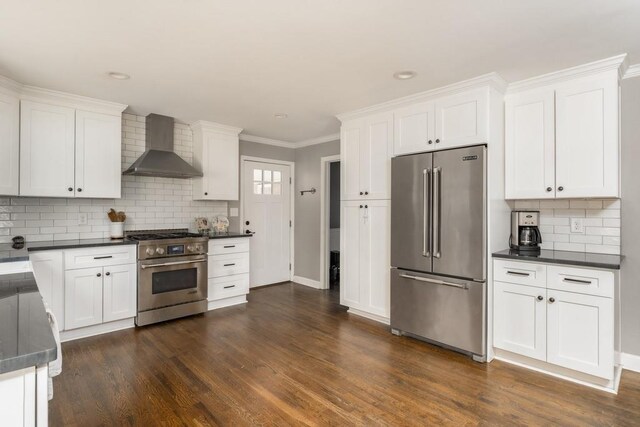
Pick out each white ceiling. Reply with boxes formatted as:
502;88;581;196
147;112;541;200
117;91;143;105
1;0;639;143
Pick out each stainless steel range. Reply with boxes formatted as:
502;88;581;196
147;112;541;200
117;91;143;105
127;229;209;326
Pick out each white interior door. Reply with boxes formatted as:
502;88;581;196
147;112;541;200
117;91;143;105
243;160;291;287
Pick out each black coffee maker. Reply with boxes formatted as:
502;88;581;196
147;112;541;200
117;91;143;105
510;211;542;253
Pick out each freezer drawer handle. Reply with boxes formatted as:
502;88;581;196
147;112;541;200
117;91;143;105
562;277;592;285
399;273;468;290
506;271;530;277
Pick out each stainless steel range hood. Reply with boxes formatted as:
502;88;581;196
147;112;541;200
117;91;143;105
122;114;203;178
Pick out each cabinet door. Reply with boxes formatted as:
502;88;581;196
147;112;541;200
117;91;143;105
340;201;362;307
505;88;556;199
434;88;488;149
0;91;19;196
103;263;136;322
547;290;614;379
0;367;36;427
362;112;393;200
340;119;364;200
360;200;391;318
202;131;239;200
20;101;76;197
555;71;619;198
494;281;547;361
75;110;122;198
64;267;103;330
393;102;435;155
29;251;65;331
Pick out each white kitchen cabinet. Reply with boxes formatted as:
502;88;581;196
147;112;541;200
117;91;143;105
340;112;393;200
64;267;104;330
434;87;488;150
0;90;20;196
0;367;36;427
207;237;251;309
494;281;546;361
546;289;614;379
29;251;65;331
102;263;137;323
340;200;390;319
20;101;76;197
75;110;122;198
191;121;243;201
505;60;622;200
505;88;556;199
393;102;435;155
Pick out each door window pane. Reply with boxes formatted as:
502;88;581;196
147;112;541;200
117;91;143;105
253;182;262;195
253;169;262;181
263;183;272;195
264;170;272;182
273;171;281;182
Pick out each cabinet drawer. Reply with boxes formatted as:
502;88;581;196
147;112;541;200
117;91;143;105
209;238;249;255
547;265;614;298
209;253;249;278
64;245;136;270
208;274;249;301
494;259;546;287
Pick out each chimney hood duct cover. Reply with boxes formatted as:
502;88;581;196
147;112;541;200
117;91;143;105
122;114;203;178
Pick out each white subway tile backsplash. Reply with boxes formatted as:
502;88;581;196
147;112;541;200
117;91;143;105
0;115;228;244
516;199;621;255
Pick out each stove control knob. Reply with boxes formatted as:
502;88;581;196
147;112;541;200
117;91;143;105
156;247;165;255
146;248;155;256
195;244;203;252
187;244;195;252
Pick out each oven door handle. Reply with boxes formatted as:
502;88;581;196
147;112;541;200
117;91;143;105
140;258;206;269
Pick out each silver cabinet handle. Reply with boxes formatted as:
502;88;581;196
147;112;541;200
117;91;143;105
432;167;441;259
223;263;236;267
506;271;530;277
562;277;592;285
223;285;236;289
422;168;430;257
399;273;467;289
223;245;236;248
94;255;113;260
141;258;206;269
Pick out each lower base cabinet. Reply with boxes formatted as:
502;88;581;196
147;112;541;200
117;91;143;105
207;238;251;309
0;365;48;427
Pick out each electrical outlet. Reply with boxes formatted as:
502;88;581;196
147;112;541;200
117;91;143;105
570;217;584;233
78;213;88;226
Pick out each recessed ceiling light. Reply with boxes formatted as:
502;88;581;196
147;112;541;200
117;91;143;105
274;113;288;119
393;70;417;80
107;71;130;80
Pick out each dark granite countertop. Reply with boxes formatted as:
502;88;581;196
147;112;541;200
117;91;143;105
0;272;57;374
0;238;137;264
493;249;623;270
208;232;253;239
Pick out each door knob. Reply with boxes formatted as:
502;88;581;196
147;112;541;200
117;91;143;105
359;205;363;208
537;295;544;301
68;187;73;192
549;297;555;303
97;273;101;277
428;140;433;144
204;192;208;196
77;188;82;192
435;139;440;144
360;192;363;195
105;272;110;276
546;187;552;192
364;191;368;195
558;186;564;192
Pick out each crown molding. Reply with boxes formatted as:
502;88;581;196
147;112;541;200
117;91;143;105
507;54;628;94
296;133;340;148
0;74;23;94
336;72;507;122
191;120;242;136
623;64;640;80
240;133;296;149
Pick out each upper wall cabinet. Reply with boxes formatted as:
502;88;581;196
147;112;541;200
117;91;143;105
393;87;489;155
341;112;393;200
505;56;624;200
0;89;20;196
191;121;243;201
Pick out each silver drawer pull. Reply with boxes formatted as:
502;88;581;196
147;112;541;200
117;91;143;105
224;263;236;267
399;273;467;290
223;245;236;248
506;271;530;277
223;285;236;289
94;255;113;260
563;277;592;285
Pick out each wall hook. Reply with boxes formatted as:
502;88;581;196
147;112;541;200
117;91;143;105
300;188;316;196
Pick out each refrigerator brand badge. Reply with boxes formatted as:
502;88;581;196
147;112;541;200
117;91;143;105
462;155;478;161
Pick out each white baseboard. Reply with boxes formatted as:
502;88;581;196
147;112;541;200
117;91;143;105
292;275;322;289
207;295;247;310
61;318;135;343
347;308;390;325
621;352;640;373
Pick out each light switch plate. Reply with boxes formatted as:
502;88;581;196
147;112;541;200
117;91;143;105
78;213;88;226
570;217;584;233
229;207;239;217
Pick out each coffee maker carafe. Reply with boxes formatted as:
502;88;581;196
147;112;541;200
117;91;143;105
510;211;542;253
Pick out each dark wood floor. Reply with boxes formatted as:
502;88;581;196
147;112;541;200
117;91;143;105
50;282;640;426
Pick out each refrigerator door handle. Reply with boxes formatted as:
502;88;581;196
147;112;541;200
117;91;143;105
422;168;430;257
399;273;468;290
432;167;441;259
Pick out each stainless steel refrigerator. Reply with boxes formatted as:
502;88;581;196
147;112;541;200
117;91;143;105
390;145;486;361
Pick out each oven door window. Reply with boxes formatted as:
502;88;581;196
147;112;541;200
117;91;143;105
152;268;198;294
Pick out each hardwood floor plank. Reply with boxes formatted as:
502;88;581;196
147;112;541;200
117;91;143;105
49;282;640;426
